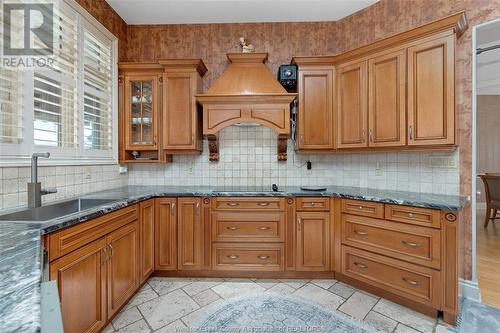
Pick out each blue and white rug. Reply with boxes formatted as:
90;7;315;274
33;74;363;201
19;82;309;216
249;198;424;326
458;298;500;333
195;294;378;333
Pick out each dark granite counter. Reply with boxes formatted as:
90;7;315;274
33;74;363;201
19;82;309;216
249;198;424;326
0;185;468;332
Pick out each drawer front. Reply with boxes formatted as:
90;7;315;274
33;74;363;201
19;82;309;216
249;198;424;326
213;197;284;211
342;214;441;269
385;204;441;228
296;197;330;211
212;212;284;242
212;243;284;271
342;199;384;218
48;205;139;261
342;246;441;307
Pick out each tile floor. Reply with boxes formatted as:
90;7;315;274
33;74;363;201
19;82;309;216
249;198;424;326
103;277;454;333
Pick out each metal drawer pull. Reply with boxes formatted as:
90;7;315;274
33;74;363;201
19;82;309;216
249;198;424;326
307;202;316;206
401;240;422;248
226;202;239;206
257;226;271;231
102;247;107;263
358;206;364;210
408;212;414;218
258;202;270;206
109;244;114;258
354;262;368;269
354;230;368;236
227;255;239;259
258;255;270;260
402;277;421;286
226;226;239;230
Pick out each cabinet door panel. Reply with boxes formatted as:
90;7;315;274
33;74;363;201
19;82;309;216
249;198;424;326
408;35;454;145
163;72;199;150
337;61;368;148
296;211;330;271
297;68;334;150
107;221;140;318
178;197;203;270
368;49;406;147
140;199;155;283
155;198;177;270
50;238;107;333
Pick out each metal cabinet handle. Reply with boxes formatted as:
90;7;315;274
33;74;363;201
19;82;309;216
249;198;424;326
297;218;302;231
402;277;420;286
227;255;239;259
401;240;422;248
361;129;366;143
408;212;414;218
109;244;114;259
171;203;175;216
354;262;368;269
358;206;364;210
257;226;271;231
354;230;368;236
102;247;107;264
196;202;200;216
258;255;270;260
226;202;239;206
258;202;270;206
307;202;316;206
409;125;413;140
226;226;239;231
300;135;304;144
369;129;373;143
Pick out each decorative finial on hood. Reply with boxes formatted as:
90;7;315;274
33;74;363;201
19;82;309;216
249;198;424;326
239;37;254;53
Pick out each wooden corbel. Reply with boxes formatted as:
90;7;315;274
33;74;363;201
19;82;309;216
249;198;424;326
207;134;219;162
277;134;288;161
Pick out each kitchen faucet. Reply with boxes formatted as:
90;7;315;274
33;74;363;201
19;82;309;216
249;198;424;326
27;152;57;208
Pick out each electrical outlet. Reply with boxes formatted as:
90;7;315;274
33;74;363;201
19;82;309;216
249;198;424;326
430;156;457;168
118;166;128;174
375;162;383;176
84;173;92;180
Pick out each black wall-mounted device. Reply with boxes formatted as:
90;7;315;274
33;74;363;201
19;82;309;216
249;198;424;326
278;64;297;92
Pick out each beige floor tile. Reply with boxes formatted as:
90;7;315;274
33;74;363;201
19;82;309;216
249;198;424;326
180;299;225;328
328;281;356;299
211;280;265;299
338;291;378;320
123;288;159;311
310;279;337;290
363;311;398;333
293;283;345;310
138;289;200;330
148;277;197;296
118;319;151;332
155;320;187;333
182;278;224;296
112;307;143;330
434;324;455;333
393;323;422;333
265;283;296;296
192;289;220;307
254;278;280;289
279;279;310;289
373;299;436;333
102;323;115;333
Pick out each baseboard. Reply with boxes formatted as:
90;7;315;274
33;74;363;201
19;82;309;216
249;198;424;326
460;279;481;302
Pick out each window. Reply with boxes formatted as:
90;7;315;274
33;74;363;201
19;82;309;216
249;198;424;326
0;0;117;165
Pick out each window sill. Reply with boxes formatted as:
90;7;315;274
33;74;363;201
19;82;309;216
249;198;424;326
0;156;119;167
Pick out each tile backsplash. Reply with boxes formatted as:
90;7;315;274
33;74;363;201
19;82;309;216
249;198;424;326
0;126;460;211
128;126;460;194
0;165;126;210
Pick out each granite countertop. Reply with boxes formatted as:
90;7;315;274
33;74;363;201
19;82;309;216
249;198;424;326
0;185;469;333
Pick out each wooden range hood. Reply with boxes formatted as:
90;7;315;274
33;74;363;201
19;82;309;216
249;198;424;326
196;53;297;161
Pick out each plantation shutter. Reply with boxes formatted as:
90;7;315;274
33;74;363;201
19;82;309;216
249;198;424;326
0;68;22;144
83;28;113;150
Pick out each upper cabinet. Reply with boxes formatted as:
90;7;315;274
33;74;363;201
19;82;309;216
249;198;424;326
292;12;466;153
118;60;206;163
296;66;335;150
407;35;455;146
336;61;368;149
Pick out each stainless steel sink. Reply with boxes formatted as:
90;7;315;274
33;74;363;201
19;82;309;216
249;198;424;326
0;198;117;222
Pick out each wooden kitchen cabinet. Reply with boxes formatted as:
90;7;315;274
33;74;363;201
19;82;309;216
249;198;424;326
407;35;455;146
139;199;155;283
106;221;140;318
368;49;406;147
296;66;335;150
177;197;204;270
50;238;107;333
159;59;206;154
296;211;331;271
336;61;368;148
155;198;177;270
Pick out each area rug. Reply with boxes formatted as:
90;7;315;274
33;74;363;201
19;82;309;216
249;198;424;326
195;294;378;333
457;297;500;333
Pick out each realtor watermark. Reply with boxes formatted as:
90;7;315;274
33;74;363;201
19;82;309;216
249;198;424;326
1;1;55;69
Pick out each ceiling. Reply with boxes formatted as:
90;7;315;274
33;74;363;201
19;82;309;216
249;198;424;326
105;0;379;25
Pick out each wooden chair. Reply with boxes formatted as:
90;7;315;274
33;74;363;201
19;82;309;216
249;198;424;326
478;173;500;227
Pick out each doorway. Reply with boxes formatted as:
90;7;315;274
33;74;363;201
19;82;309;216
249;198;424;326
474;19;500;308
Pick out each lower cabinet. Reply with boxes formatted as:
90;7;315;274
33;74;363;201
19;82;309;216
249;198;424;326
49;238;107;333
177;197;204;270
296;211;331;271
140;199;155;283
155;198;177;270
49;220;139;333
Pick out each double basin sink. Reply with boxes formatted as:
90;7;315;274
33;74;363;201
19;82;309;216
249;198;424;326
0;198;118;222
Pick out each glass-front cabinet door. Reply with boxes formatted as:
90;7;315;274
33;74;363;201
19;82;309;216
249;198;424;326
124;76;158;150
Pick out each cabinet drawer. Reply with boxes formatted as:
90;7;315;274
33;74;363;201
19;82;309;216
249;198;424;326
385;204;441;228
212;212;284;242
342;214;441;269
213;197;284;211
342;246;441;307
212;243;284;271
48;205;139;261
296;197;330;211
342;199;384;218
